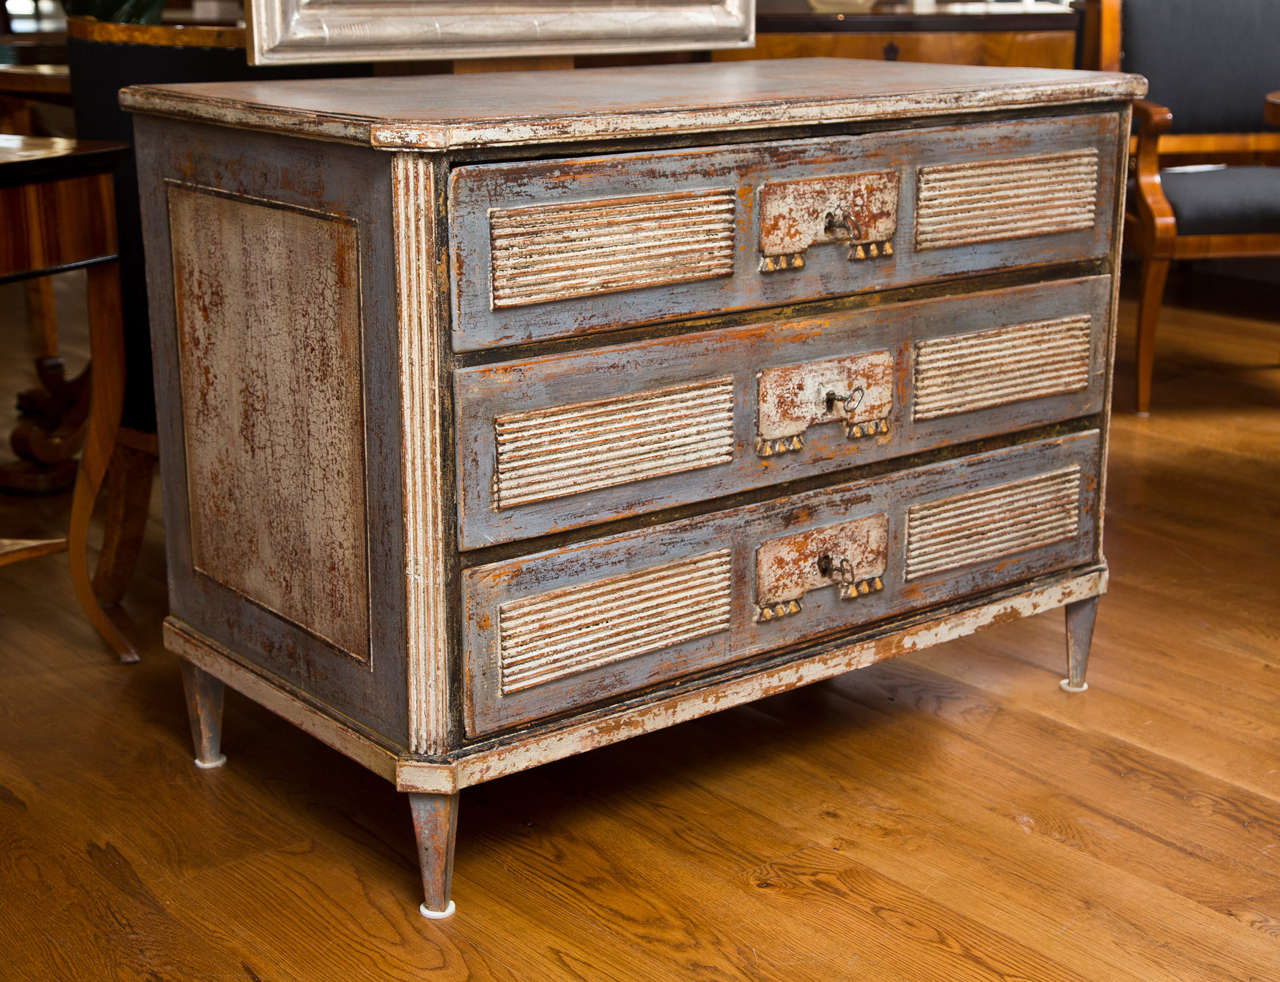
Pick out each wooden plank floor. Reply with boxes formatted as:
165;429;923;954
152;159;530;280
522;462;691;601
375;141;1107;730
1;267;1277;981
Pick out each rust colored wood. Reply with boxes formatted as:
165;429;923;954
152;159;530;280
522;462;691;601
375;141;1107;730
180;660;227;769
1151;132;1280;167
452;56;574;73
0;132;146;654
66;15;246;49
91;431;156;608
711;30;1076;69
0;63;71;100
67;262;138;663
0;536;66;567
0;171;115;279
1267;91;1280;127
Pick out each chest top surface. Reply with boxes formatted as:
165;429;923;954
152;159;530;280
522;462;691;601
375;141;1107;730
119;57;1145;151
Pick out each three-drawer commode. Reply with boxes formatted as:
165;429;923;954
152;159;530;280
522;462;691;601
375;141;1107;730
123;58;1145;917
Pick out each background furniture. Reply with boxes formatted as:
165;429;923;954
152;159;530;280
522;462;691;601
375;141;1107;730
0;133;147;658
0;61;86;495
125;57;1141;917
714;0;1078;68
1081;0;1280;413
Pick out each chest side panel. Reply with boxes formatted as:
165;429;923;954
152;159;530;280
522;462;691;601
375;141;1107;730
170;185;371;662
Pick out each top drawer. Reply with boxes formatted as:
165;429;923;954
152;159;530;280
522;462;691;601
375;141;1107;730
448;112;1121;351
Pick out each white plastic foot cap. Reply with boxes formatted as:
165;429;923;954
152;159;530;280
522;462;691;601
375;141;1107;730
194;754;228;769
419;900;456;920
1059;679;1089;694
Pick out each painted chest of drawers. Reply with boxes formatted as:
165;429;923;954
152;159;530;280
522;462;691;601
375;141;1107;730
122;58;1144;917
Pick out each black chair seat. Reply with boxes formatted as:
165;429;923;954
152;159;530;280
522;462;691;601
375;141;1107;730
1160;165;1280;236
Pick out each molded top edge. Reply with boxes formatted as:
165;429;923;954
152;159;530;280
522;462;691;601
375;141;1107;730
120;57;1146;150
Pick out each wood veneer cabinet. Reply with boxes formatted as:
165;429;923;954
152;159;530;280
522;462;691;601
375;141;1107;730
122;58;1144;917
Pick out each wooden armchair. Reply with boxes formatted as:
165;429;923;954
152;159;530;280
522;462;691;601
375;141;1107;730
1080;0;1280;413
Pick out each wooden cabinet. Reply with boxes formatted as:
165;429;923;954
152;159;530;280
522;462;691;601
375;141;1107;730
123;57;1143;919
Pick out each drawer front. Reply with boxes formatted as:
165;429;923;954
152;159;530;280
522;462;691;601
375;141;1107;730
461;430;1101;735
454;275;1111;549
448;112;1120;351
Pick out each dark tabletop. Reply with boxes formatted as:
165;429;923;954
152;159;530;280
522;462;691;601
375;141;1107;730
0;134;128;189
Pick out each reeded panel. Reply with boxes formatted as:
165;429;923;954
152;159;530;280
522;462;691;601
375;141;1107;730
905;467;1082;580
493;377;735;510
498;550;733;694
464;431;1100;735
489;188;736;309
913;314;1093;420
915;149;1099;250
452;114;1120;350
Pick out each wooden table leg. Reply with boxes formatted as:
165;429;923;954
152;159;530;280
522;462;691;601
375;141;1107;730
67;260;138;662
180;660;227;769
1060;595;1099;693
409;791;460;918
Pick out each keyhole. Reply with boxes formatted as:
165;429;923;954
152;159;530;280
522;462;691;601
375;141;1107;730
817;555;833;577
825;391;837;413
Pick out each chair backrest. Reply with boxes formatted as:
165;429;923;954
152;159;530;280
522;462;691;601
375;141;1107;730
1120;0;1280;133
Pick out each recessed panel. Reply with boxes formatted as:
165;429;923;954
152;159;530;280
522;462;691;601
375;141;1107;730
169;185;370;662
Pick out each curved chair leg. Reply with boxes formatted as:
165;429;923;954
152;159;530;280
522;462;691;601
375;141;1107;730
67;261;138;663
1135;257;1170;415
91;430;156;608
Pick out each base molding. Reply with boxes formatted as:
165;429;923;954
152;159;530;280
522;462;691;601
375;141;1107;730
164;620;402;782
166;564;1107;796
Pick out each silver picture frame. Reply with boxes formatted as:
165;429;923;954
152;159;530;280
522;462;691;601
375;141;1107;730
246;0;756;65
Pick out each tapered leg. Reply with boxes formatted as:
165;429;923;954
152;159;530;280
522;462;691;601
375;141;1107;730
180;660;227;768
409;792;459;919
1134;256;1170;416
1060;596;1100;694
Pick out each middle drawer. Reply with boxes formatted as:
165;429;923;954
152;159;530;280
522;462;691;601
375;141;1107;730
454;275;1110;549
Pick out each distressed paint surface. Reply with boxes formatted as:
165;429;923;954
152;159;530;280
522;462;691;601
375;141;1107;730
913;314;1093;420
393;153;451;756
454;276;1111;548
449;113;1120;350
489;188;736;309
126;75;1137;919
119;58;1144;150
905;466;1082;580
754;513;889;621
915;148;1099;250
463;430;1100;735
168;184;370;661
493;378;735;510
755;350;894;452
758;170;898;267
498;549;732;694
397;567;1109;793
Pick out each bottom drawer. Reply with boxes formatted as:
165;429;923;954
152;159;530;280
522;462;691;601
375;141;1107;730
462;430;1100;736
